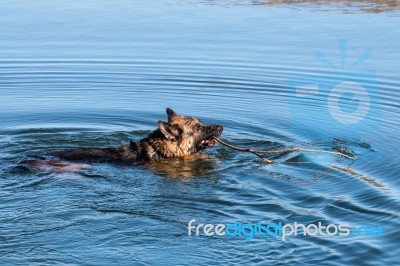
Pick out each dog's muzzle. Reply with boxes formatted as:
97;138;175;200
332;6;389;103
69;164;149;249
199;125;223;149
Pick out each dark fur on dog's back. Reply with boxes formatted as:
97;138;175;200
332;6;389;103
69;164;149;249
50;108;223;164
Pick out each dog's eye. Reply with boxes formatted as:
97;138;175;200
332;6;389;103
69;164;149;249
195;125;202;132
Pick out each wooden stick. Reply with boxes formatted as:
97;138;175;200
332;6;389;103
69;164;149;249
213;137;355;164
212;137;273;163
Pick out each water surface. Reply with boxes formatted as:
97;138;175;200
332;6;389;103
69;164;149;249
1;1;399;265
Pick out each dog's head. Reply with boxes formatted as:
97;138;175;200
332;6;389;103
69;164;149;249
158;108;223;153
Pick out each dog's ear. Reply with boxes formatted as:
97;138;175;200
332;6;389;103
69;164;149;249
158;121;180;140
166;108;177;122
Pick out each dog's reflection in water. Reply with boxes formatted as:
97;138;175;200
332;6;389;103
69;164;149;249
14;154;217;182
143;153;218;180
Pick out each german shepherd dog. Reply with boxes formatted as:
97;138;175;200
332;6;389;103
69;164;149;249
21;108;223;172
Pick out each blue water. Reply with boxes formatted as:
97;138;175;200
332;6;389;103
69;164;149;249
1;1;399;265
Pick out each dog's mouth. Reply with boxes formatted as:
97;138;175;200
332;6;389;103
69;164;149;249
199;137;219;148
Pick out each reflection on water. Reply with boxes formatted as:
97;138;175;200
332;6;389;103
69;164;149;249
332;165;385;189
144;154;218;180
256;0;400;13
198;0;400;13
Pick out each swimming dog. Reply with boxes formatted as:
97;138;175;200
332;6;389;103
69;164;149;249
20;108;223;172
